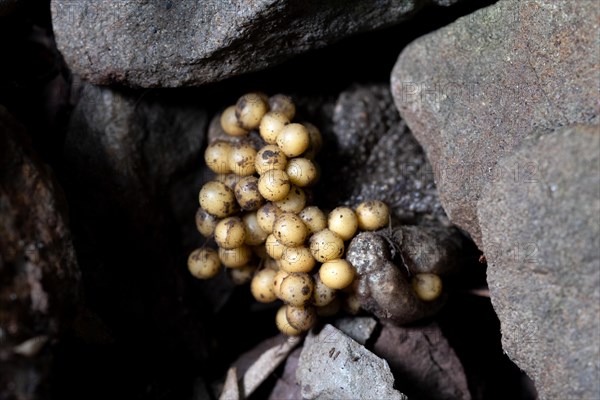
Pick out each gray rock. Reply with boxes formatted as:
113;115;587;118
0;106;81;400
392;225;466;276
297;324;407;400
332;85;400;168
391;0;600;246
51;0;458;88
345;125;447;225
479;125;600;399
332;316;377;345
224;334;300;399
269;348;302;400
317;84;446;225
374;321;471;400
231;334;288;378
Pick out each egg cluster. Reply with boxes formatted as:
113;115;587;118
188;92;391;336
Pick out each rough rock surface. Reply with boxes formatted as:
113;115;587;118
0;106;81;400
374;321;471;400
297;324;407;400
231;335;290;379
332;316;377;345
392;0;600;246
315;84;446;225
479;125;600;400
269;348;302;400
51;0;457;88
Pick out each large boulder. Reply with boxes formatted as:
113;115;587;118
0;106;81;399
391;0;599;247
479;125;600;399
51;0;457;88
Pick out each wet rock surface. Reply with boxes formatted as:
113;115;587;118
297;324;407;400
0;106;81;400
392;0;600;246
51;0;459;88
479;125;600;399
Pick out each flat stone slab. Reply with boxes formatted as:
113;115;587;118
297;324;407;400
51;0;457;88
479;125;600;399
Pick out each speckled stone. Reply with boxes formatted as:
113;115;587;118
332;316;378;345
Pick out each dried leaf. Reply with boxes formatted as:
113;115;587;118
332;316;377;345
241;336;301;397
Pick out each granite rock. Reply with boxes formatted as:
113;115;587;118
51;0;458;88
479;125;600;400
268;348;302;400
392;0;600;246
